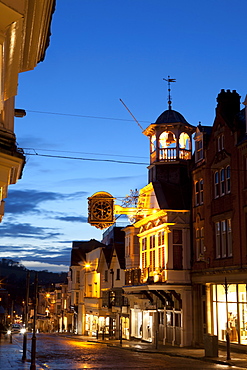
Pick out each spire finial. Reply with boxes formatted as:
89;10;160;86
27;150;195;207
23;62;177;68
163;76;176;110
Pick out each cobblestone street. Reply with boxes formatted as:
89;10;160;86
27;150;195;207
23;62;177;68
1;333;247;369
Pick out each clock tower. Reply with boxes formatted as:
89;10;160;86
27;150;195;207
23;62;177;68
142;105;195;210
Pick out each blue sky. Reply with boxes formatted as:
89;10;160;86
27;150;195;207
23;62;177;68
1;0;247;272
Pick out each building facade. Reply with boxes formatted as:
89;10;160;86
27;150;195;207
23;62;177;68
0;0;55;220
192;89;247;347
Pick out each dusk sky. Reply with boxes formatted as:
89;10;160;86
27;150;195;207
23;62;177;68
1;0;247;273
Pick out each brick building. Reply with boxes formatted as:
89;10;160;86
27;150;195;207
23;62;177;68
192;89;247;347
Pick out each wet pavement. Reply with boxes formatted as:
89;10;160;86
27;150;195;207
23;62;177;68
1;333;247;369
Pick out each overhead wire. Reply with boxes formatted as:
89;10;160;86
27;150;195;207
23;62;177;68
25;152;149;165
25;109;151;124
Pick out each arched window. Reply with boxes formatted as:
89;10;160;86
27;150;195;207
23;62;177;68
179;132;190;150
159;131;176;160
179;132;191;159
159;131;176;148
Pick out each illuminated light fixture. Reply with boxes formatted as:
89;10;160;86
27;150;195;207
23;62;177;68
85;263;91;269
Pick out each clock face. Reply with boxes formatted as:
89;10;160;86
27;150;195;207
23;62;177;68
91;200;112;220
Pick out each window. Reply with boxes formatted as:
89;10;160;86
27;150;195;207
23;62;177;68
195;139;203;162
215;218;232;258
195;179;203;206
200;179;204;204
116;269;120;280
214;167;230;198
173;230;183;270
226;166;230;193
150;235;155;249
141;237;147;269
76;271;80;284
196;227;204;260
104;270;108;282
217;134;224;152
158;245;165;269
141;237;147;250
214;171;219;198
227;219;232;257
195;181;199;206
158;231;164;246
220;169;225;195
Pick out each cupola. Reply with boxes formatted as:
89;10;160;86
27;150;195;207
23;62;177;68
143;108;195;182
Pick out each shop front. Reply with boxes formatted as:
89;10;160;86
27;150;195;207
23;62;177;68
210;283;247;345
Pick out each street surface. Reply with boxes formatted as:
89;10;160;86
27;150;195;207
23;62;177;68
11;333;244;370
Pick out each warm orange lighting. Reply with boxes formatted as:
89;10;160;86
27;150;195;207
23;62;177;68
85;263;91;269
46;293;50;298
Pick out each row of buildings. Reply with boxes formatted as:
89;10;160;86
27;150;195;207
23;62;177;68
45;88;247;349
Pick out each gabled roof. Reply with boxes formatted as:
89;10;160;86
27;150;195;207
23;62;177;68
113;245;125;270
70;239;105;266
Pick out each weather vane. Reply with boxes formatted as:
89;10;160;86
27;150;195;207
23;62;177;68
163;76;176;110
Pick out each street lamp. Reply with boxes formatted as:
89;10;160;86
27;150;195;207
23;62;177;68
224;277;231;361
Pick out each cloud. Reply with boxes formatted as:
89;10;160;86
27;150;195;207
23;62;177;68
0;242;72;269
19;260;69;273
54;215;87;223
0;222;62;239
5;189;88;215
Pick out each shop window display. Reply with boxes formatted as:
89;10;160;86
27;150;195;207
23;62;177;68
212;284;247;345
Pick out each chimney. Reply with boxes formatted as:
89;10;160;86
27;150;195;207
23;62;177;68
216;89;241;123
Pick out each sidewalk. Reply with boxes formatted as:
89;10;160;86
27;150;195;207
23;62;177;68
0;336;44;370
84;335;247;369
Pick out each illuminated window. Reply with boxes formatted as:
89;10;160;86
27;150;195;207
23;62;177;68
149;235;156;272
158;231;164;246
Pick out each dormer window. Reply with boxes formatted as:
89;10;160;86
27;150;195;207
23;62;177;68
195;139;203;162
217;134;224;152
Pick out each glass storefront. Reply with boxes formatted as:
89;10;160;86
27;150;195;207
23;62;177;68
212;283;247;345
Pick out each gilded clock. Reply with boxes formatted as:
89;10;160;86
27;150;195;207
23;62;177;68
91;200;112;220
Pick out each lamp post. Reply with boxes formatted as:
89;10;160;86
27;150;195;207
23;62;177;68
22;272;30;361
30;272;38;370
224;277;231;361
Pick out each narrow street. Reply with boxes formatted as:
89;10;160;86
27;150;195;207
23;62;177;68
11;333;243;370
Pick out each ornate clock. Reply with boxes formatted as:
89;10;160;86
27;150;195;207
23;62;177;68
88;192;115;229
91;200;112;220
